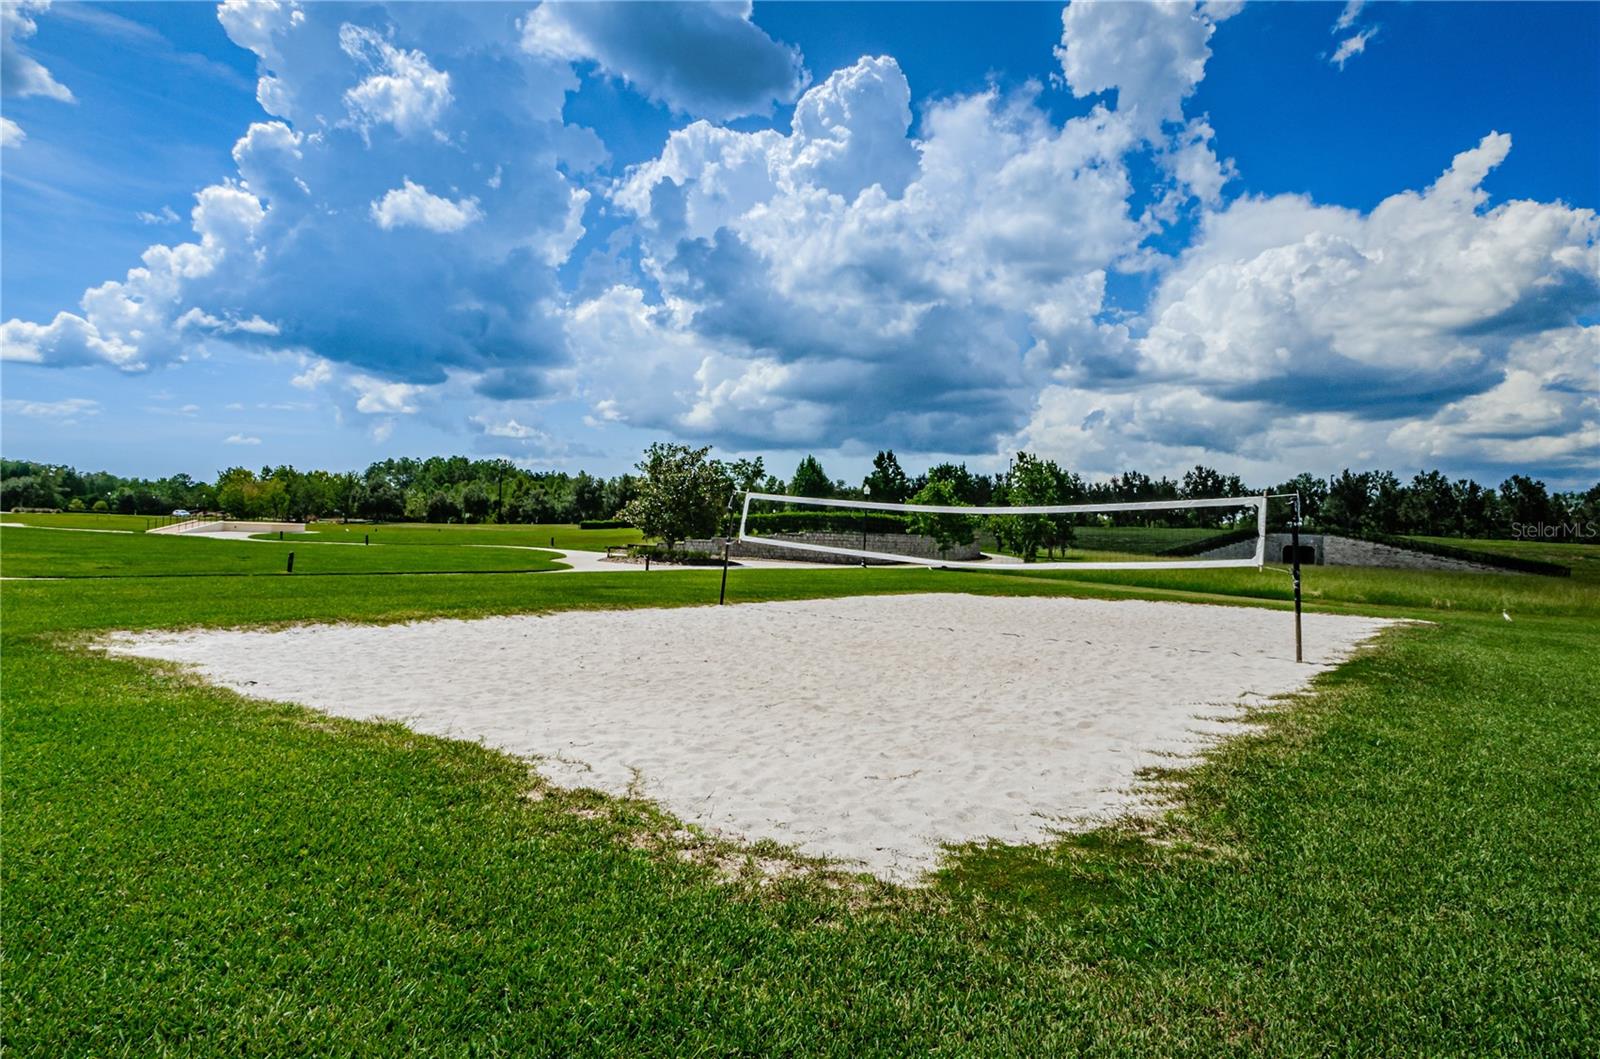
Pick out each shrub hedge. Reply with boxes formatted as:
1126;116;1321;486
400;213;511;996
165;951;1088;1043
1377;534;1571;577
625;544;726;566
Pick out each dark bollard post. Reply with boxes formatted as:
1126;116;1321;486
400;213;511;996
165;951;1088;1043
645;553;651;572
364;534;369;546
719;542;730;604
287;551;295;574
550;536;555;547
279;530;284;541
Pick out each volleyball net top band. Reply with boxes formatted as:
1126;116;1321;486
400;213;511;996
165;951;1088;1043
736;491;1269;571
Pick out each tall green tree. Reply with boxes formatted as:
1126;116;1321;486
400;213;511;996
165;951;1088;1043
620;443;733;547
863;450;912;503
1499;475;1559;532
990;452;1073;561
1179;464;1246;528
924;462;994;506
1452;478;1498;537
727;457;766;495
1399;471;1456;536
1365;471;1406;535
461;482;491;523
789;455;832;499
1321;470;1373;534
425;491;461;524
1274;472;1328;528
907;478;978;552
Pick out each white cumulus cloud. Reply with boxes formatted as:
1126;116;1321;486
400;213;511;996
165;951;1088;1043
596;57;1151;452
1055;0;1237;138
370;179;483;232
349;373;423;415
1139;133;1599;398
339;23;452;139
1;182;266;369
2;0;74;103
1014;133;1600;481
291;357;334;389
8;0;1595;487
5;2;592;402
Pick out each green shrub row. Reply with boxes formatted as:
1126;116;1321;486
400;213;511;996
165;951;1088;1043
625;544;726;566
1374;534;1571;577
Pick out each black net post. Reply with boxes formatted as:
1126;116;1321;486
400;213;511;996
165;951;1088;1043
860;484;870;567
719;541;730;605
1291;493;1303;663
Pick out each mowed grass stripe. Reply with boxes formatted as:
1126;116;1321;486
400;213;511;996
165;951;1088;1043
0;527;564;578
1;512;152;531
280;520;644;552
1405;535;1600;583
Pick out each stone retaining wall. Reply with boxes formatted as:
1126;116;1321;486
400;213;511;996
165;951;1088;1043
682;532;981;565
1197;532;1512;574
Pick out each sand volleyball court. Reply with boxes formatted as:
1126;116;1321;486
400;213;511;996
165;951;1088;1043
106;594;1394;880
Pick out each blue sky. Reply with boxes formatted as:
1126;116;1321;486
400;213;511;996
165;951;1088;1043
2;1;1596;487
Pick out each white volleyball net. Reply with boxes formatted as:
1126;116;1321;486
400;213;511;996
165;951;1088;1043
736;491;1268;570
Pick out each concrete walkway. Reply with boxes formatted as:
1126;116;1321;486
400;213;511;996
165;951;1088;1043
184;530;283;541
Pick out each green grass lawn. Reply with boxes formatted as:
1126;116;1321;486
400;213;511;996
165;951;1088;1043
1070;524;1233;553
1406;535;1600;583
277;519;645;552
3;530;1598;1055
0;525;563;578
0;511;154;532
0;513;647;551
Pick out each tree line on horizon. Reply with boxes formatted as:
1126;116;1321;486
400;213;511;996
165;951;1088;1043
2;449;1595;543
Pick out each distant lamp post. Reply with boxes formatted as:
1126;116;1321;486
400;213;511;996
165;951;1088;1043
861;482;871;567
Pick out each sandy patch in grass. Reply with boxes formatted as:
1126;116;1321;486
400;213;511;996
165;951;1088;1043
104;594;1394;881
